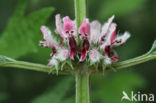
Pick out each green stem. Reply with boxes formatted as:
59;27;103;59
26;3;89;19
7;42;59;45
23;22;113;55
76;69;90;103
0;53;156;74
113;54;156;70
74;0;87;43
0;61;70;75
74;0;86;27
74;0;89;103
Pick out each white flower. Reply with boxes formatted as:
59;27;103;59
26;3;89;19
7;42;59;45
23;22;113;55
100;23;117;50
89;49;102;63
112;32;131;46
90;21;101;44
39;26;59;48
56;48;69;61
48;49;69;66
55;14;64;39
99;15;115;41
104;56;112;65
48;57;58;66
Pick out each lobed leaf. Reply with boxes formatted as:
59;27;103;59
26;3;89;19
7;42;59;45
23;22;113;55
0;0;54;59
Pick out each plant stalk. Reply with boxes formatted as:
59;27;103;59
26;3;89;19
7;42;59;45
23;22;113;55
0;53;156;74
74;0;87;43
74;0;90;103
75;69;90;103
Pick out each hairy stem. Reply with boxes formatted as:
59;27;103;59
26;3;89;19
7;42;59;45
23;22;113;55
0;54;156;75
0;53;156;74
74;0;87;43
0;61;69;75
74;0;86;27
113;54;156;70
76;69;90;103
74;0;90;103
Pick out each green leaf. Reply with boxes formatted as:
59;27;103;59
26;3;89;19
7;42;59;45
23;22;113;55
0;55;15;64
148;40;156;56
0;0;54;59
31;78;74;103
97;0;145;19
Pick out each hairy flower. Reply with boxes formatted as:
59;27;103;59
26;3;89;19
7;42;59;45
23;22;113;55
79;19;90;62
89;49;102;63
39;14;130;68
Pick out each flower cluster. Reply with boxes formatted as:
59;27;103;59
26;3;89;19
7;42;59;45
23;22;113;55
39;14;130;68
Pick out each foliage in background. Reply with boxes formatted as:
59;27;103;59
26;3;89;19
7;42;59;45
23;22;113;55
97;0;146;19
0;0;54;59
30;72;145;103
88;0;146;20
91;72;145;103
31;77;74;103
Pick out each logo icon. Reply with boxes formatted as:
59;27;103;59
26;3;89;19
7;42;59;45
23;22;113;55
121;91;131;101
121;91;155;102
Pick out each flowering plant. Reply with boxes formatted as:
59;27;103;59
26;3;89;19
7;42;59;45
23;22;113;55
39;14;131;72
0;0;156;103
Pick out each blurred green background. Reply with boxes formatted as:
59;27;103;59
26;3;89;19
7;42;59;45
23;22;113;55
0;0;155;103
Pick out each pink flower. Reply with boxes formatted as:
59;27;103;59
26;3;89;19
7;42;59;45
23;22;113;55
68;36;78;60
39;14;131;67
62;16;78;60
79;19;90;36
63;16;76;37
79;19;90;62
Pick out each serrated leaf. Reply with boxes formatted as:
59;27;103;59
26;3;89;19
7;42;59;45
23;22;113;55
31;78;73;103
0;0;54;59
0;55;15;64
148;40;156;56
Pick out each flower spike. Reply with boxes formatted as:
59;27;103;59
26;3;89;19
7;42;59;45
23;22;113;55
39;14;131;69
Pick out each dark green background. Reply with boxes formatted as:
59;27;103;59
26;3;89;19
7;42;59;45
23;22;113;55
0;0;155;103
